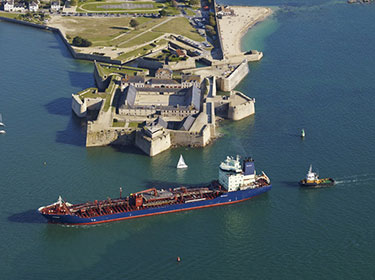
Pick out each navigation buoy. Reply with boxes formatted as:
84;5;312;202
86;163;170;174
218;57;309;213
44;161;47;165
177;256;181;262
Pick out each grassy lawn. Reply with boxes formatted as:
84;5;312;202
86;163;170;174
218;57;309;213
116;39;167;61
112;121;126;127
57;17;168;47
116;44;155;61
153;17;204;42
119;31;163;48
56;17;153;46
184;8;197;17
0;11;19;19
103;78;117;112
98;64;147;77
78;87;106;99
129;122;141;128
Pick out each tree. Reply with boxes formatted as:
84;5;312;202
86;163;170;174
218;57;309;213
205;25;216;37
72;36;92;47
159;9;167;17
130;19;139;29
209;15;216;26
189;0;200;6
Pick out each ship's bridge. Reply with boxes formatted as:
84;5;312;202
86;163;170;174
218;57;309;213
219;155;242;173
219;156;257;192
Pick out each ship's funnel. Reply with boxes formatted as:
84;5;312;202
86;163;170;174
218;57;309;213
243;158;255;175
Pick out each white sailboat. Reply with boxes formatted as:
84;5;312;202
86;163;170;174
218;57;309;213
0;129;6;134
0;114;5;127
177;154;188;169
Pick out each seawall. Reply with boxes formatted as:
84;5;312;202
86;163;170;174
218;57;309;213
0;16;122;64
217;60;249;91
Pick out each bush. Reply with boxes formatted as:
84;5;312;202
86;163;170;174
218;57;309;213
205;25;216;36
130;19;139;29
159;9;167;17
209;15;216;27
189;0;200;5
72;36;92;47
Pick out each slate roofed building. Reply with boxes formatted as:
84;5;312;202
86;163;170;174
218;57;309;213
180;115;195;131
118;85;137;109
185;86;201;111
153;116;168;129
148;78;180;88
181;74;201;88
121;75;145;88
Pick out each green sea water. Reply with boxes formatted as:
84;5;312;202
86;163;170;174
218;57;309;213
1;0;375;278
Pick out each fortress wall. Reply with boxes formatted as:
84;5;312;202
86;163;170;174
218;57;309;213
71;94;87;117
170;125;211;147
214;102;229;118
86;98;103;111
217;60;249;91
94;63;111;91
86;127;135;147
228;99;255;120
0;17;122;64
245;52;263;62
169;58;196;71
135;132;171;156
213;0;224;59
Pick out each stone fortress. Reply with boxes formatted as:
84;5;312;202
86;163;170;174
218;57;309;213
72;61;255;156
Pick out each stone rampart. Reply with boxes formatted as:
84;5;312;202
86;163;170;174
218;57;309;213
135;131;171;156
170;125;211;147
72;94;87;117
217;60;249;91
0;17;122;64
169;58;196;71
86;127;135;147
94;62;112;91
212;0;224;59
228;92;255;120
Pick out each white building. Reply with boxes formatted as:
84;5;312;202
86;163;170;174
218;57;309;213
29;1;38;12
50;1;60;11
13;4;26;12
3;0;14;11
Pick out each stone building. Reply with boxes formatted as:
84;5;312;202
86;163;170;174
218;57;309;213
155;68;173;79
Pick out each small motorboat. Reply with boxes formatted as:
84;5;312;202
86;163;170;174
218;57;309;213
301;129;305;138
299;165;335;187
0;130;6;134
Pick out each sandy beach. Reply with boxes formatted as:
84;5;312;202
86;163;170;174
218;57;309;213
217;6;272;58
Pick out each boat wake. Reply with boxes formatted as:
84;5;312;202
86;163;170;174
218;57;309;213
334;174;375;185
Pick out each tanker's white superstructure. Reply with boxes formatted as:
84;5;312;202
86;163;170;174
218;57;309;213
219;156;266;192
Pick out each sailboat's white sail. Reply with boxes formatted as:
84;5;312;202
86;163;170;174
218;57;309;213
0;113;4;127
177;154;188;169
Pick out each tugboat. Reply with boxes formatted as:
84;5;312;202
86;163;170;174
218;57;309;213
299;165;335;187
